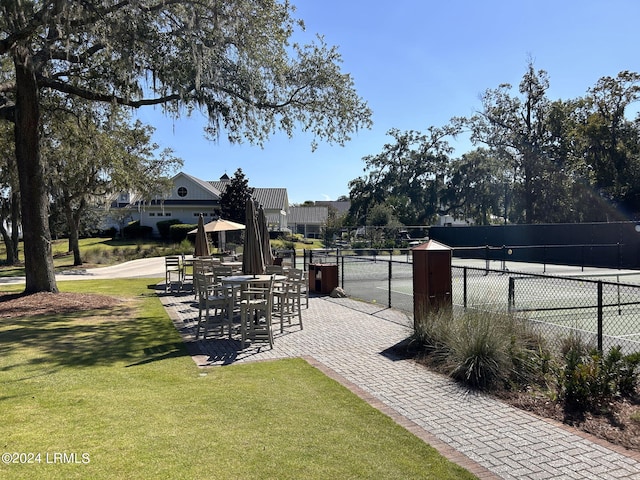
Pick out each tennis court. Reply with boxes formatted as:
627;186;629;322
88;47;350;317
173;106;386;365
504;270;640;353
322;252;640;353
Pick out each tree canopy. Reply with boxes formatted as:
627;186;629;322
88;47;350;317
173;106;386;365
0;0;372;293
44;101;182;265
220;168;253;224
349;64;640;227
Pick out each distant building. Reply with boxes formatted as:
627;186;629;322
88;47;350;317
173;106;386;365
209;175;289;232
315;200;351;215
110;172;290;236
288;206;329;239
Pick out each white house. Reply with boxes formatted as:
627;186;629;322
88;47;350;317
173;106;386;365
137;172;223;231
112;172;290;236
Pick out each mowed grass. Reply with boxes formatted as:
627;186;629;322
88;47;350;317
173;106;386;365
0;279;475;480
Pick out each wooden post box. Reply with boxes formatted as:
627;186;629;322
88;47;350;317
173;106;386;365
308;263;338;294
412;240;452;328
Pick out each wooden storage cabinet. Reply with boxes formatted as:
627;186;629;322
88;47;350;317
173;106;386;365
308;264;338;294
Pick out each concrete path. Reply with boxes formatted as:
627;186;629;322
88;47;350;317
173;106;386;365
160;290;640;480
0;257;167;285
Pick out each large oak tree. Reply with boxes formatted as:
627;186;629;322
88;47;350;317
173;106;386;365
0;0;372;293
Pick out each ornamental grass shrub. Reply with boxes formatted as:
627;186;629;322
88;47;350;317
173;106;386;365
413;307;548;391
413;307;640;413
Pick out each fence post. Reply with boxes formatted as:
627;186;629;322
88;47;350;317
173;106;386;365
463;266;468;309
597;281;603;352
388;260;392;308
341;255;344;289
508;277;515;313
484;245;490;274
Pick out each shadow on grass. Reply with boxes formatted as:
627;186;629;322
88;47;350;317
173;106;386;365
0;305;189;370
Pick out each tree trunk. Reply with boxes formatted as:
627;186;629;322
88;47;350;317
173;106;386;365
0;223;15;265
13;47;58;293
10;189;20;263
64;196;82;266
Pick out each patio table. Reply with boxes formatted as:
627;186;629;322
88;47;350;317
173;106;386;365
220;261;243;273
221;275;286;343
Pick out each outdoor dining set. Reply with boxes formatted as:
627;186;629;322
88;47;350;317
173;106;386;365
162;197;307;349
164;255;307;349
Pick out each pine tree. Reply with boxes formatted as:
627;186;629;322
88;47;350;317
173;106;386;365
220;169;254;223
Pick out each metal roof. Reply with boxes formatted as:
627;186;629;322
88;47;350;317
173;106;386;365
208;180;288;211
288;206;328;224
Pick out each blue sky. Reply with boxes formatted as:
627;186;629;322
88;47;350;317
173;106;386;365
134;0;640;204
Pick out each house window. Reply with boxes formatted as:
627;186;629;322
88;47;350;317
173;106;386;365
165;212;172;216
149;213;156;217
177;187;187;197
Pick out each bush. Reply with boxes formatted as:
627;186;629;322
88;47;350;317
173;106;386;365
169;223;197;243
157;219;183;240
412;308;546;391
558;342;640;412
122;221;153;240
412;307;454;364
99;227;117;239
447;310;514;390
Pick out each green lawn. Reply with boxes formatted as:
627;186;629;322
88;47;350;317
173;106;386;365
0;279;475;480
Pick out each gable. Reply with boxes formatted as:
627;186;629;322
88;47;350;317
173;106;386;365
168;172;221;202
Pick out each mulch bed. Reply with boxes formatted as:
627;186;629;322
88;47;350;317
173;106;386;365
0;291;122;319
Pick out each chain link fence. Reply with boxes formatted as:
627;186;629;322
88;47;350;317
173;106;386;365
305;249;415;314
301;249;640;354
451;266;640;352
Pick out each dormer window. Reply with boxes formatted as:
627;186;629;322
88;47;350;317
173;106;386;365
177;187;187;197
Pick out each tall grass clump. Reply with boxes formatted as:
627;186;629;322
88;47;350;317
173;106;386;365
447;310;515;389
413;307;547;391
82;246;112;265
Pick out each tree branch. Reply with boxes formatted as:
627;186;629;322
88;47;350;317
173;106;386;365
46;43;105;64
37;75;182;107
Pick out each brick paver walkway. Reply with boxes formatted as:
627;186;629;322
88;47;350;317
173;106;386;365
160;292;640;480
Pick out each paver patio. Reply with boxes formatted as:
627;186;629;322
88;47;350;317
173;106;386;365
160;291;640;480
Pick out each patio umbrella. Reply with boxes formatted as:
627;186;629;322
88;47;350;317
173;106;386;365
194;214;210;257
242;198;265;275
188;219;245;234
188;218;245;253
258;205;274;266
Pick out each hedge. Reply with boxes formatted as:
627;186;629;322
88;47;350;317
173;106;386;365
156;219;183;240
169;223;198;243
122;220;153;240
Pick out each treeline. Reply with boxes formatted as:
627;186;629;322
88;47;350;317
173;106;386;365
347;64;640;227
